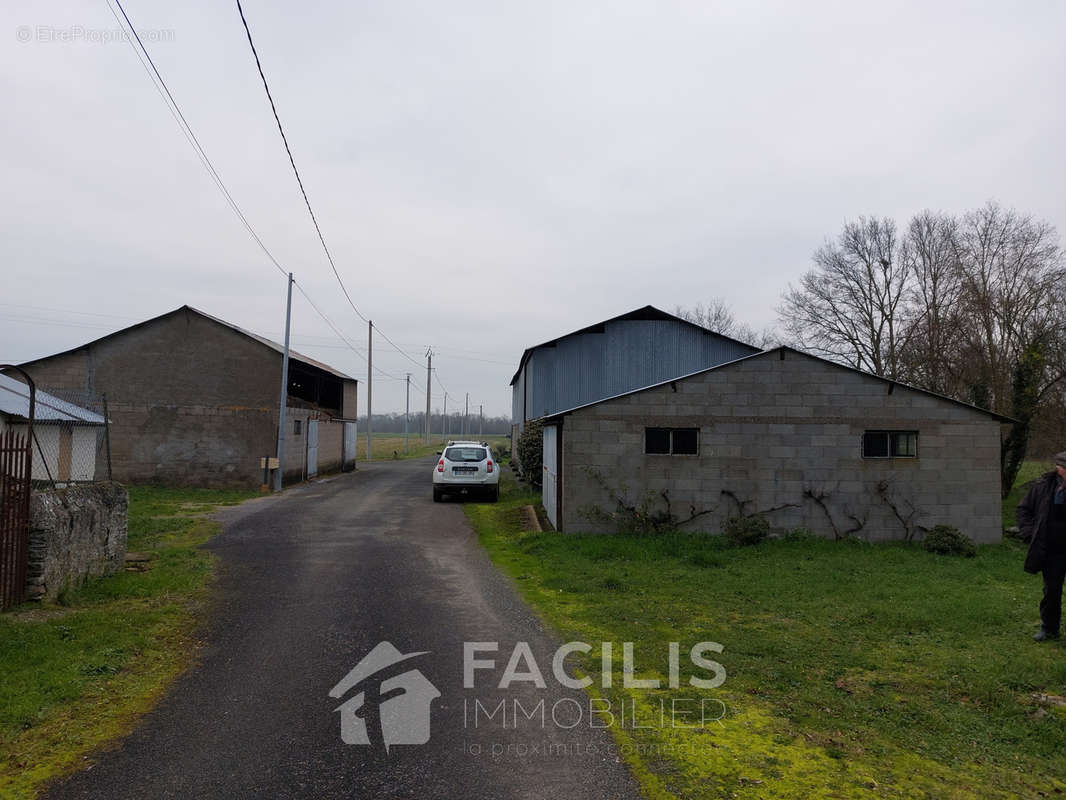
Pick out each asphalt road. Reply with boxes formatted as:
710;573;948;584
44;459;642;800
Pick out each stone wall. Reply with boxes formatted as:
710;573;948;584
26;483;129;601
558;350;1004;544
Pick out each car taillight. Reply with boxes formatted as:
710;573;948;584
486;460;494;473
437;460;444;473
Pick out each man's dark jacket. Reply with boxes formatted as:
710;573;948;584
1017;471;1062;574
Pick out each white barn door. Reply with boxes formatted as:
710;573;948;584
306;419;319;478
542;425;558;529
343;422;357;470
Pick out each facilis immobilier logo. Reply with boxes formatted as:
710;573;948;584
330;640;727;751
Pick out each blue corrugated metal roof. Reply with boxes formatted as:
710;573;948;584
511;305;761;422
509;305;758;385
0;374;105;424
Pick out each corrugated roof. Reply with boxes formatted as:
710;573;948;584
0;374;105;424
509;305;760;385
542;346;1016;424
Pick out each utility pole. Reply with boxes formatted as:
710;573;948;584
464;393;469;436
424;349;432;445
479;404;483;437
442;393;447;442
404;373;410;455
274;272;293;491
366;320;373;462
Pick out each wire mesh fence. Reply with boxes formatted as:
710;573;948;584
0;377;112;487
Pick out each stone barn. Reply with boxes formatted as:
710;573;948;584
10;306;358;488
542;347;1008;543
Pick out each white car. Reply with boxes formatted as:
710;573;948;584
432;441;500;502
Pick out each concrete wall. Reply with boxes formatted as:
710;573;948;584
26;483;128;601
558;350;1004;544
16;309;352;487
277;408;349;483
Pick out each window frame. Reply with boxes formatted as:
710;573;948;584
293;419;302;436
861;429;918;459
644;427;700;456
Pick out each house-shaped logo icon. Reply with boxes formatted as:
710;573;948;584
329;642;440;752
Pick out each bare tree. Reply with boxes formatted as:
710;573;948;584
779;216;909;378
897;210;965;394
674;299;740;338
674;300;778;349
779;202;1065;496
954;201;1066;410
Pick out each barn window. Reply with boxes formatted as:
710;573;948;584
862;430;917;458
294;419;302;436
645;427;699;455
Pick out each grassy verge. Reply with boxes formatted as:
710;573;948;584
0;486;255;799
466;471;1066;799
357;432;509;461
1002;459;1047;529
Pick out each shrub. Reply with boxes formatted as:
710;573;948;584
923;525;976;557
723;514;770;547
516;419;544;486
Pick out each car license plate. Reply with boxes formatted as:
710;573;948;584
453;466;477;474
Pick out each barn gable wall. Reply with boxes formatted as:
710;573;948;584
559;350;1003;543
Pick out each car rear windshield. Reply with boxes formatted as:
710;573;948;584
444;447;486;462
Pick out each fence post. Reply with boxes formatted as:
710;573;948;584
102;393;113;481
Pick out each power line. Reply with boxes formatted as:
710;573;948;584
374;326;426;369
0;303;138;321
292;281;402;380
108;0;288;280
109;0;457;406
235;0;367;318
107;0;398;387
234;0;428;373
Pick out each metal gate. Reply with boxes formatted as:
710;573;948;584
306;419;319;479
542;424;558;529
0;366;34;610
342;422;357;470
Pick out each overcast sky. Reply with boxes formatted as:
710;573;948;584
3;1;1064;417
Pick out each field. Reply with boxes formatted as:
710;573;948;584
355;431;509;461
0;486;256;800
465;464;1066;799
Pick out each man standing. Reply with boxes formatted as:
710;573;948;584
1018;453;1066;641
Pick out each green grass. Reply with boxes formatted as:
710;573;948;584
357;432;509;462
1003;459;1048;529
467;471;1066;799
0;485;256;799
